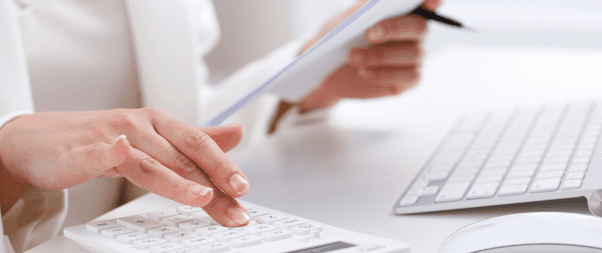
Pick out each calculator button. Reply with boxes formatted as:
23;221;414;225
248;208;269;218
243;224;278;236
256;214;288;225
179;220;211;231
274;219;306;230
197;242;231;253
213;230;246;242
162;215;194;227
181;236;215;248
150;243;183;253
148;226;181;238
291;224;323;235
101;227;134;239
86;220;118;233
231;236;262;248
117;215;164;232
116;232;150;244
147;210;179;221
262;229;293;241
177;206;204;215
132;237;166;250
164;231;199;243
196;225;229;236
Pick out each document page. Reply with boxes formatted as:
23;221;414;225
205;0;423;126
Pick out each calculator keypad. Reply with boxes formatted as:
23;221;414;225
87;206;323;253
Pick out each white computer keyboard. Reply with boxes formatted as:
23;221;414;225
395;100;602;215
65;200;409;253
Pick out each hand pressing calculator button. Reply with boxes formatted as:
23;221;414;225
64;198;410;253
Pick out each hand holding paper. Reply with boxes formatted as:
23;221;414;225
295;0;442;112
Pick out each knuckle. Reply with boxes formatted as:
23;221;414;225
139;157;159;174
143;107;165;117
109;111;141;130
184;130;212;152
172;153;198;178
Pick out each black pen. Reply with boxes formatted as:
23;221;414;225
411;6;475;32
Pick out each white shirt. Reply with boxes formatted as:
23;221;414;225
0;0;311;251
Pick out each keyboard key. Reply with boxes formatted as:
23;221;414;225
87;220;119;233
148;226;181;238
535;171;564;179
424;171;450;181
502;177;531;186
162;215;194;227
177;206;204;215
419;186;439;196
404;188;423;196
435;182;470;203
509;164;537;172
164;231;198;243
179;220;211;231
197;242;231;253
196;225;229;236
562;179;583;190
447;174;475;183
506;170;535;179
262;229;293;241
291;224;323;235
228;220;257;231
243;224;278;236
133;237;166;250
117;215;163;232
531;178;561;193
147;210;179;221
231;236;262;248
247;208;269;218
466;182;499;199
498;185;528;197
150;243;183;253
182;236;215;248
474;175;503;184
538;164;567;172
116;232;149;244
101;227;134;239
565;172;585;180
274;219;306;230
398;195;419;206
479;169;507;176
213;230;246;242
256;214;288;225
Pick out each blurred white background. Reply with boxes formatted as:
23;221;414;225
206;0;602;82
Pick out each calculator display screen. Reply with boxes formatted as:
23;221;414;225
286;241;356;253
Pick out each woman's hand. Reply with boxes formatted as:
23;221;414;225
297;0;442;112
0;108;250;227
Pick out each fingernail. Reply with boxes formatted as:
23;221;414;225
229;174;249;194
367;25;384;41
349;51;365;65
190;184;213;197
227;205;249;225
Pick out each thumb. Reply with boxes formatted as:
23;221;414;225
197;123;244;152
80;135;130;172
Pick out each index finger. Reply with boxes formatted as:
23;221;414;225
149;108;249;198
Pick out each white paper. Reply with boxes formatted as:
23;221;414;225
205;0;423;126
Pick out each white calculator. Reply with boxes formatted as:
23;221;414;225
64;199;409;253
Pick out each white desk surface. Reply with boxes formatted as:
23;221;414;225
28;47;602;253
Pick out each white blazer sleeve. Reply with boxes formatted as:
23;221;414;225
0;0;34;129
